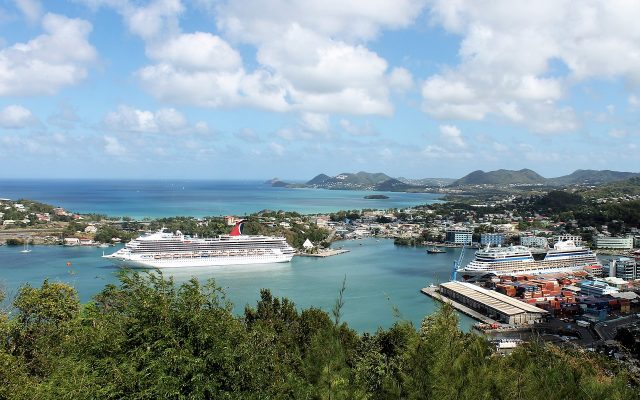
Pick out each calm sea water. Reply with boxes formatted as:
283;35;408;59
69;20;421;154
0;180;441;218
0;238;476;332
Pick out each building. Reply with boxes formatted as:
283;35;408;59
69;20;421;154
594;235;633;250
578;280;619;296
438;281;547;325
520;235;548;248
445;228;473;245
480;233;505;247
549;234;582;246
609;257;638;281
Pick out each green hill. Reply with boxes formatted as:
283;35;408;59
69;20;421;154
451;169;546;186
548;169;640;186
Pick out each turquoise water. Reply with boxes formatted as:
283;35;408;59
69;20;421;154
0;180;441;218
0;238;475;332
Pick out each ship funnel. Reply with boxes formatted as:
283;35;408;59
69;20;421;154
230;220;245;236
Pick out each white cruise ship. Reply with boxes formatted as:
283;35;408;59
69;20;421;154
103;221;295;268
457;240;600;280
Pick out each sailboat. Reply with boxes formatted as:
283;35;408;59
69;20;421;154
20;240;32;253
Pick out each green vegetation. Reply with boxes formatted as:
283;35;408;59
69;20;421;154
93;225;138;244
0;273;636;399
5;238;25;246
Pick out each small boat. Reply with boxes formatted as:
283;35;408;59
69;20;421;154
426;247;446;254
20;240;32;253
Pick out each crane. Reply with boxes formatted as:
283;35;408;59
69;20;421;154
451;245;466;281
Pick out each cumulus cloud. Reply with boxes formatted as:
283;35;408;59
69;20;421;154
422;0;640;133
89;0;423;115
421;124;471;159
0;13;96;96
103;105;195;134
0;105;38;128
438;124;466;148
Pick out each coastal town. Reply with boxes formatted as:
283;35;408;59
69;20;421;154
2;178;640;371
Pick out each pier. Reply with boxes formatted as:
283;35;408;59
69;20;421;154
421;286;500;325
297;249;351;257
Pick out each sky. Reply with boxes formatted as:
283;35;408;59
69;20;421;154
0;0;639;180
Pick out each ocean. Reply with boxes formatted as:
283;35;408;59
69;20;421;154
0;179;442;218
0;238;476;332
0;179;468;332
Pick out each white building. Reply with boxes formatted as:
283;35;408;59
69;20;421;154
594;235;633;250
302;239;314;249
445;228;473;245
549;234;582;246
520;235;548;248
579;280;619;296
609;257;638;281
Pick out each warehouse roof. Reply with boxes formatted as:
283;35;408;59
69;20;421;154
440;281;548;316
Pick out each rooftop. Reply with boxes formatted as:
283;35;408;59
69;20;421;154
440;281;548;316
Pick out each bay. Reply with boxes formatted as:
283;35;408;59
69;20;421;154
0;179;442;218
0;238;476;332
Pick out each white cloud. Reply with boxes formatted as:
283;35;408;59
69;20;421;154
299;113;330;133
91;0;421;116
104;105;190;133
14;0;42;23
0;13;96;96
269;142;285;156
389;67;414;92
438;124;466;148
104;135;126;156
216;0;427;42
0;105;38;128
146;32;242;71
422;0;640;133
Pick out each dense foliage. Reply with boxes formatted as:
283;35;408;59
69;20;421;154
0;274;636;399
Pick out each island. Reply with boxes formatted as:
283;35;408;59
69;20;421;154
364;194;389;199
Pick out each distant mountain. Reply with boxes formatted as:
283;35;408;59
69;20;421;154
451;169;546;186
548;170;640;186
306;173;332;186
305;171;417;191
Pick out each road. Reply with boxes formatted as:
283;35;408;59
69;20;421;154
594;314;640;341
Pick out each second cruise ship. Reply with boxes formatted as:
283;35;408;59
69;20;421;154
103;221;295;268
457;240;600;280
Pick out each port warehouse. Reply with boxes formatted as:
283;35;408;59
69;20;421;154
439;281;548;325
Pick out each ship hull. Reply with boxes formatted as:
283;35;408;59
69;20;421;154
457;263;595;280
103;253;294;269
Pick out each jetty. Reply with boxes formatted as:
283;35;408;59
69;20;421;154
297;249;350;258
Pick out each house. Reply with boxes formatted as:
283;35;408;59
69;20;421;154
64;237;80;246
79;237;95;246
303;239;314;250
84;225;98;234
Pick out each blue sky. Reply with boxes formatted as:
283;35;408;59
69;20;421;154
0;0;638;179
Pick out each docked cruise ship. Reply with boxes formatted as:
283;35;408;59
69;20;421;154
457;241;600;280
102;221;295;268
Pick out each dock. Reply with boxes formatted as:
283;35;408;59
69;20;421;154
297;249;350;258
421;286;500;325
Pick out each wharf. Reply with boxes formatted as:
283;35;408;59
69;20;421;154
420;286;500;325
297;249;350;258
